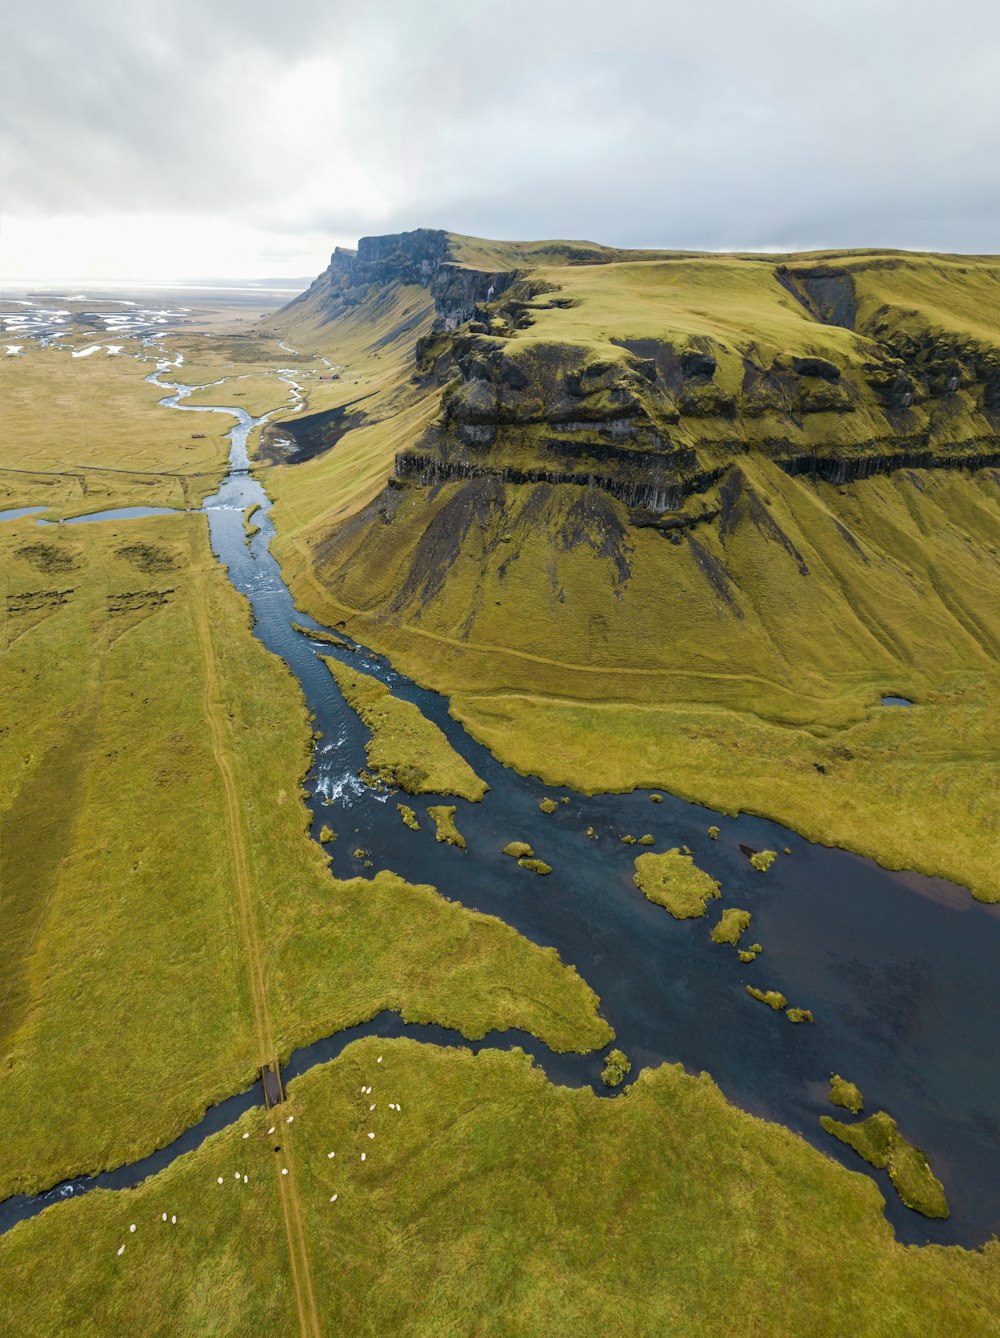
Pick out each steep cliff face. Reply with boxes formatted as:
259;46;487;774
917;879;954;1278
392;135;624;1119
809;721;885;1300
280;227;519;340
390;253;1000;513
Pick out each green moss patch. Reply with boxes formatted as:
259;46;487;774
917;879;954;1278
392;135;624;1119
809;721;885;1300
746;986;787;1010
539;797;558;814
518;858;552;876
397;804;420;831
601;1048;632;1087
428;805;466;849
633;849;721;919
322;655;487;801
708;825;720;839
786;1007;814;1024
503;841;534;858
319;825;335;844
711;908;752;946
829;1075;864;1114
820;1113;949;1219
749;850;778;872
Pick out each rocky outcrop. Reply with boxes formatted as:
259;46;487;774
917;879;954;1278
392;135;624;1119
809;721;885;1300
284;228;518;335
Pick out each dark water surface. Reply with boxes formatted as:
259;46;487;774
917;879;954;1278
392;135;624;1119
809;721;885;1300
3;379;998;1248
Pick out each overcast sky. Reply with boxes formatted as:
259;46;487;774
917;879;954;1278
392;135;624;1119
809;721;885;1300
2;0;998;282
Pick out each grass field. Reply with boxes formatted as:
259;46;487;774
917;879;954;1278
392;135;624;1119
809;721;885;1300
0;344;230;515
274;457;1000;902
0;512;608;1200
1;1037;997;1337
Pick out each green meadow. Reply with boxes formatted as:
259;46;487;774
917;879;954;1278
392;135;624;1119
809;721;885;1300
2;1039;997;1337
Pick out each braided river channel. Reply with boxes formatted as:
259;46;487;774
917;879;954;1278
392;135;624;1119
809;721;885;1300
3;368;998;1250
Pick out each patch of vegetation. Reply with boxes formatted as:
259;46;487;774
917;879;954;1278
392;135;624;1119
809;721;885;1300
427;805;466;848
243;504;261;539
633;848;721;919
820;1112;949;1219
711;908;752;945
321;656;487;801
650;793;663;802
15;541;80;573
708;825;720;839
829;1075;865;1114
116;542;178;574
749;850;778;872
539;797;558;814
621;834;637;844
319;825;335;844
503;841;534;858
601;1048;632;1087
291;621;350;648
786;1008;814;1024
397;804;420;831
746;986;787;1010
518;858;552;875
2;1039;994;1335
637;833;655;845
737;949;757;963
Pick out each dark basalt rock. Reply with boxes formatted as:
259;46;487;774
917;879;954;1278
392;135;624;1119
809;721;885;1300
792;356;841;382
680;350;717;379
286;229;518;338
394;450;725;515
776;447;1000;485
776;265;859;329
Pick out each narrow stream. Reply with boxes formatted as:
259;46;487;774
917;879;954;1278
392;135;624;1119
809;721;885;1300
3;368;998;1249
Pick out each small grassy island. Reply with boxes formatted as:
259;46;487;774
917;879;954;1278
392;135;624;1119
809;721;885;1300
747;986;788;1011
711;908;752;946
829;1075;865;1114
427;805;466;848
633;849;722;919
601;1049;632;1087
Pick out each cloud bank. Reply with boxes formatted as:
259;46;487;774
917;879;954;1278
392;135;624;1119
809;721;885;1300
2;0;998;280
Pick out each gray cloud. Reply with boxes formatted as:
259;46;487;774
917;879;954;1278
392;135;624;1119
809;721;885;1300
2;0;999;277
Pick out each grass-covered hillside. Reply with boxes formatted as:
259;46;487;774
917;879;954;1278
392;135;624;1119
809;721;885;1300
264;230;1000;902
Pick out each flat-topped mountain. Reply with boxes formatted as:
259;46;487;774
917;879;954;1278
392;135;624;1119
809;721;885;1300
265;230;1000;904
279;228;1000;513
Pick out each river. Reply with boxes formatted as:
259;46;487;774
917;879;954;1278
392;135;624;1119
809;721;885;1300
2;366;998;1250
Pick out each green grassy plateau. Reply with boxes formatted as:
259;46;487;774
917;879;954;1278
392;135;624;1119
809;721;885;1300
3;234;998;1333
1;1039;996;1337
